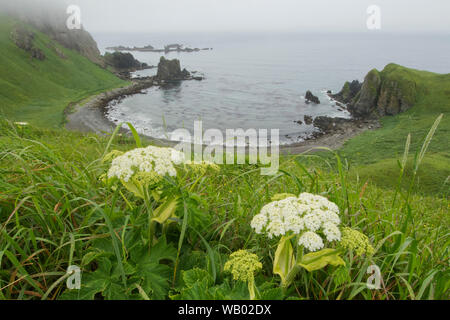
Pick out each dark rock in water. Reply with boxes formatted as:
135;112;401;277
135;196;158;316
156;56;191;81
181;68;191;78
104;51;146;71
10;27;46;60
305;90;320;104
304;115;313;125
332;80;362;104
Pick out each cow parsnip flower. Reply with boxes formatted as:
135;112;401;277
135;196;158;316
107;146;185;182
187;161;221;175
340;227;375;256
298;231;324;252
224;250;262;283
250;193;341;252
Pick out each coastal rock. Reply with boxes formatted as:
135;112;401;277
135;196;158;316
332;80;361;104
305;90;320;104
334;64;420;119
104;51;147;71
156;57;191;81
348;69;381;118
304;115;313;125
313;116;354;134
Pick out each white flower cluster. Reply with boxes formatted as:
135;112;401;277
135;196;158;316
251;193;341;251
107;146;185;182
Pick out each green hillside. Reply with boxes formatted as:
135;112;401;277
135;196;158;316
0;15;126;128
338;64;449;195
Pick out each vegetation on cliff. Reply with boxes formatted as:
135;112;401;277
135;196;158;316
335;64;449;195
0;15;126;128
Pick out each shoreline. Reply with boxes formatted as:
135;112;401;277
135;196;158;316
65;81;380;155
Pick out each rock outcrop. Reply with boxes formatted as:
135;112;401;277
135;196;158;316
305;90;320;104
104;52;148;71
5;3;104;66
313;116;380;136
10;27;46;60
304;115;313;125
332;64;421;119
331;80;361;104
156;57;192;81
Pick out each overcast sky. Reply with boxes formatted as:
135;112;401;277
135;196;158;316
2;0;450;34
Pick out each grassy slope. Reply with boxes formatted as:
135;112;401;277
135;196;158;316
338;64;450;195
0;16;127;128
0;121;448;300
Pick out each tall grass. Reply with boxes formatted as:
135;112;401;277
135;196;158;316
0;118;448;300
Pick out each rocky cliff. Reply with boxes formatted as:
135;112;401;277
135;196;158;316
3;1;103;66
333;64;423;119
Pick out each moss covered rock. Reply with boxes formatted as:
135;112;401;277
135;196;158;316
343;64;422;119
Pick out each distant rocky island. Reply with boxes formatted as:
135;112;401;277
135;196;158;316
106;43;212;53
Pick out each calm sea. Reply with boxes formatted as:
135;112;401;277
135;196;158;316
94;32;450;144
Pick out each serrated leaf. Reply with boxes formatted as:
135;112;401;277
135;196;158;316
259;287;285;300
183;268;213;288
298;248;345;272
139;263;171;300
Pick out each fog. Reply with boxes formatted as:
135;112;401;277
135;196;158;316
1;0;450;34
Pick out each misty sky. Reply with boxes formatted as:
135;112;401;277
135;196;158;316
2;0;450;34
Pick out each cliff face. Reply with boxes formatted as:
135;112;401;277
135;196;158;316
3;2;103;66
25;16;103;66
335;64;422;119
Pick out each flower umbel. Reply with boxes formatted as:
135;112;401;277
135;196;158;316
251;193;341;251
224;250;262;283
224;250;262;300
340;227;375;256
107;146;185;183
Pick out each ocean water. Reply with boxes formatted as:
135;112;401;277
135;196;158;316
94;32;450;144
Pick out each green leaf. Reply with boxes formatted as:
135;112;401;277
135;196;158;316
59;257;127;300
139;263;171;300
130;237;176;300
183;268;214;288
273;236;296;285
121;179;145;199
271;193;297;201
259;287;285;300
152;197;179;224
298;248;345;272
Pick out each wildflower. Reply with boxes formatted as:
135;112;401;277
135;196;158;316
107;146;185;182
250;193;341;251
298;231;324;252
224;250;262;300
340;227;374;256
187;160;220;175
224;250;262;283
323;222;341;242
